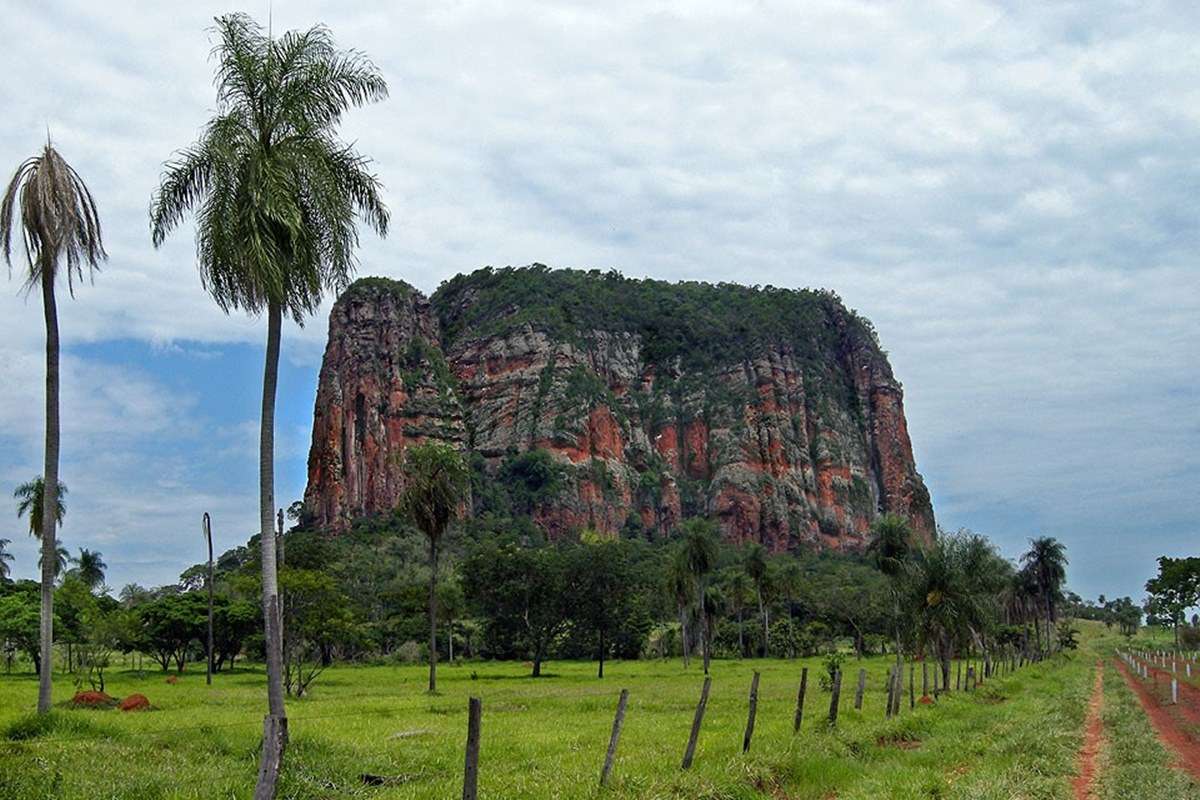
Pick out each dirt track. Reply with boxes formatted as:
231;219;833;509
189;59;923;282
1072;662;1105;800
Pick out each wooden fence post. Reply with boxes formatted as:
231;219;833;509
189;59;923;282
854;668;866;710
742;672;760;753
967;666;975;692
828;669;842;725
462;697;481;800
908;664;915;709
956;661;962;691
599;689;629;787
922;662;929;700
253;714;288;800
682;677;712;769
885;665;895;718
793;667;808;733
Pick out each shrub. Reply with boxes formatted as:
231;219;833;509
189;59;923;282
395;640;423;664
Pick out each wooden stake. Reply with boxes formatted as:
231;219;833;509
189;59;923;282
742;672;760;753
682;677;711;769
956;661;962;691
854;668;866;710
908;664;915;709
885;665;895;718
462;697;481;800
793;667;808;733
828;669;842;725
922;662;929;699
253;714;288;800
600;689;628;787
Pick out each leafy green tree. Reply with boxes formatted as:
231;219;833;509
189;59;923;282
3;142;105;714
150;13;389;731
0;589;52;673
567;539;644;678
1145;556;1200;648
71;547;106;591
398;442;469;693
139;592;206;672
13;477;67;538
212;598;259;671
462;540;571;677
1020;537;1068;655
280;568;357;695
743;543;770;656
679;518;718;674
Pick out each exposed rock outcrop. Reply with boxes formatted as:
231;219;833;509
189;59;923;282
304;267;935;550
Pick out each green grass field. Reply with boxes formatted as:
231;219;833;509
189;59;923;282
0;626;1189;799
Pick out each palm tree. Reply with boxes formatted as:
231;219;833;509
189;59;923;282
744;543;770;657
1020;537;1068;656
398;442;468;694
2;144;105;714
667;549;694;667
867;513;914;667
73;547;105;591
679;518;719;674
720;568;753;657
0;538;13;581
39;542;69;580
150;11;388;749
14;477;67;538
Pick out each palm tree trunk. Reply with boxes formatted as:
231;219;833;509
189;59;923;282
679;605;690;668
258;302;286;718
428;537;438;693
757;588;766;657
698;580;710;674
37;265;59;715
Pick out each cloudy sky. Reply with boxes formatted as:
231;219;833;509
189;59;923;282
0;1;1196;603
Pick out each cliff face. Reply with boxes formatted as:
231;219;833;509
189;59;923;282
304;267;935;550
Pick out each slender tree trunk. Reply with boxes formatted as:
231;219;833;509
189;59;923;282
428;536;438;693
597;629;604;679
679;605;690;668
698;579;710;674
258;302;286;718
757;588;767;657
737;606;744;657
37;266;59;715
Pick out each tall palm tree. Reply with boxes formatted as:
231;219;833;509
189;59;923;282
2;144;105;714
679;518;719;674
744;543;770;657
720;567;753;657
398;442;468;694
150;11;388;755
667;548;694;667
867;513;914;667
14;477;67;538
0;538;13;581
1020;537;1068;656
73;547;106;591
39;542;69;580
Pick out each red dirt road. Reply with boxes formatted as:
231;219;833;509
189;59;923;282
1072;662;1105;800
1114;657;1200;781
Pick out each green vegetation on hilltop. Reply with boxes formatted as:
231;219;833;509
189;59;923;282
431;265;886;373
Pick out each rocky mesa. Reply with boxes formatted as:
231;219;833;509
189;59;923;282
303;266;935;550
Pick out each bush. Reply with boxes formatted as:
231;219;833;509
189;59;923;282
1180;625;1200;649
395;640;423;664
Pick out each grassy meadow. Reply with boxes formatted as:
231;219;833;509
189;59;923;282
0;636;1116;800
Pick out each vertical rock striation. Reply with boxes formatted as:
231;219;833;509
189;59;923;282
304;267;935;550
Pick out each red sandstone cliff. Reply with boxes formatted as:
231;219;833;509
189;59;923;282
303;268;935;550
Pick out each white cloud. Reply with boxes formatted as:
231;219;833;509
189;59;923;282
0;0;1197;599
